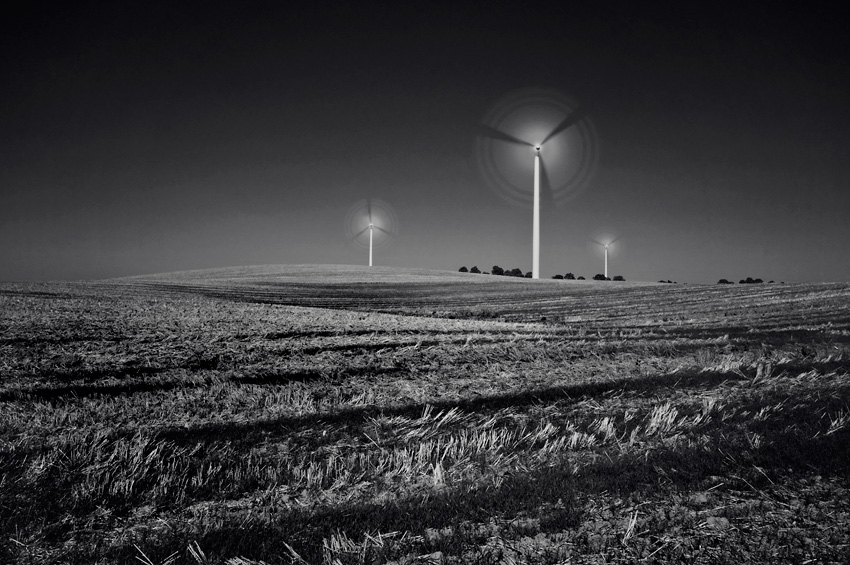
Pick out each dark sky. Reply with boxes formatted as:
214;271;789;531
2;2;848;282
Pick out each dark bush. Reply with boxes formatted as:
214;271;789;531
565;273;575;280
552;274;564;280
593;274;609;281
577;276;585;280
508;268;524;277
459;266;468;273
613;275;625;281
524;271;532;278
470;266;480;274
491;265;504;276
717;279;733;284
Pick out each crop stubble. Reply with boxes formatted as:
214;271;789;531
1;266;849;564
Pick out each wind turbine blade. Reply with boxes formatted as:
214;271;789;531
476;124;534;147
373;225;392;235
540;105;588;145
350;226;370;240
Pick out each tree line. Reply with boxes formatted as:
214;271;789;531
718;278;776;284
458;266;625;281
458;266;531;277
458;267;779;284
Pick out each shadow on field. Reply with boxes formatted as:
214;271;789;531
294;334;565;355
0;335;126;346
152;368;756;446
134;426;850;565
0;370;332;402
1;361;442;402
662;325;850;346
261;328;526;340
0;288;74;299
566;324;850;349
150;355;849;450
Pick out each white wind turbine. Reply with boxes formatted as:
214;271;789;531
345;198;398;267
474;88;599;279
589;231;624;279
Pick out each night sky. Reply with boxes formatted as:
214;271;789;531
2;2;848;283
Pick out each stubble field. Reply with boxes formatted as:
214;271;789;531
1;265;849;564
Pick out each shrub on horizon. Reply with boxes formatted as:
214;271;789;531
470;266;481;274
525;272;532;278
577;276;586;280
459;266;469;273
613;275;625;281
491;266;504;276
553;274;564;279
565;273;575;280
593;274;609;281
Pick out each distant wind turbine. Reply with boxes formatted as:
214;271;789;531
589;232;624;279
474;88;599;279
345;198;398;267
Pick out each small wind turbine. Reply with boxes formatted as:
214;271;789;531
474;88;599;279
345;198;398;267
589;231;624;279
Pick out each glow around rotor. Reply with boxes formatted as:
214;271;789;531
474;87;599;207
588;229;625;260
345;198;399;249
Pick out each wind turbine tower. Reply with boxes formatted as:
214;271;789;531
474;88;599;280
533;146;540;277
604;243;608;279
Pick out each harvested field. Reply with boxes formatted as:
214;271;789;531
1;265;849;564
